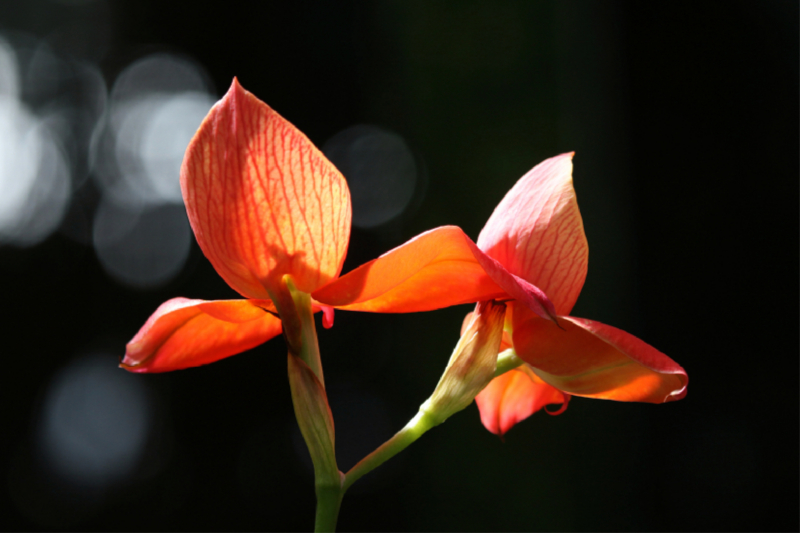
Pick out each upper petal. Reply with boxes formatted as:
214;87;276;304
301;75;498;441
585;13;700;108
477;153;588;315
511;303;688;402
475;366;569;435
181;79;351;299
122;297;282;373
312;226;555;320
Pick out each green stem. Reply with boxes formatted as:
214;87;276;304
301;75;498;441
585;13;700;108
285;278;325;385
344;407;440;490
314;480;344;533
281;277;343;531
494;348;524;377
343;348;523;492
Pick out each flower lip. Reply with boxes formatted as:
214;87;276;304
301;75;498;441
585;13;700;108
512;306;688;403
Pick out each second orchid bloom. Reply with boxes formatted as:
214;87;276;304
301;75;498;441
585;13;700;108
428;153;688;435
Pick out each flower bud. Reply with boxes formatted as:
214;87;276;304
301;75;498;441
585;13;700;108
425;300;506;424
287;353;340;487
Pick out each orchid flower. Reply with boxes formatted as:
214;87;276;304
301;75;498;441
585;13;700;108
464;153;688;435
118;80;686;530
343;154;688;494
121;79;558;374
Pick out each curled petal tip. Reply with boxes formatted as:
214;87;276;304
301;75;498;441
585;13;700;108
476;366;569;435
666;384;688;402
545;394;570;415
321;306;335;329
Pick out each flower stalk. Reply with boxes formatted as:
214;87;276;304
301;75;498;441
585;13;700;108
494;348;524;377
281;275;343;532
344;300;509;489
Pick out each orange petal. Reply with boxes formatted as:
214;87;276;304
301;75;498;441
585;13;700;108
511;303;688;402
122;297;282;373
475;366;569;435
313;226;555;321
313;226;505;312
477;153;588;315
181;79;351;299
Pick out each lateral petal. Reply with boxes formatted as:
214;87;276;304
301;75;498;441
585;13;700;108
122;297;282;373
477;153;588;315
313;226;555;320
313;226;504;312
511;304;688;403
475;366;569;435
181;79;351;299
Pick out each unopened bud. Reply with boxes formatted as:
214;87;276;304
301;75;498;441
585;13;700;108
425;300;506;424
287;353;340;487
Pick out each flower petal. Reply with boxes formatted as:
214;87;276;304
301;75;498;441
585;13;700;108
511;304;688;402
467;240;558;322
122;297;282;373
181;79;351;299
313;226;504;312
477;153;588;315
313;226;555;320
475;366;569;435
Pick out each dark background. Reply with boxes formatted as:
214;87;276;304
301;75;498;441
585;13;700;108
1;1;797;531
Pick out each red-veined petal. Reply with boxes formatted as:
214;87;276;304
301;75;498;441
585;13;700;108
475;365;569;436
181;79;351;299
313;226;555;320
511;304;688;402
468;240;557;322
122;297;282;373
477;153;588;315
313;226;503;312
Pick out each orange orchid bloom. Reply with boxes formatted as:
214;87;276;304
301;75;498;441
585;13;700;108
452;153;688;436
122;79;561;373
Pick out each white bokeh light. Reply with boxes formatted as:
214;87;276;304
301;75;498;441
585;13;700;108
90;53;215;288
93;196;192;288
0;35;72;246
323;125;418;228
37;354;152;488
0;36;20;98
0;97;71;246
93;52;214;207
112;92;215;205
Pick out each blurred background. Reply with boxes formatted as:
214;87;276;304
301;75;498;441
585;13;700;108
0;0;797;530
